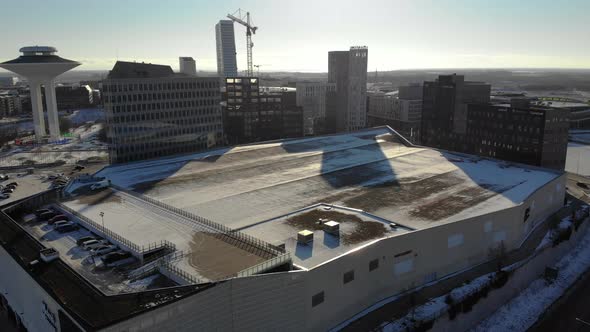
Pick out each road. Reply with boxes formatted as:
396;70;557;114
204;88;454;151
530;268;590;332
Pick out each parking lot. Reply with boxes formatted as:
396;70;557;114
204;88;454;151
20;205;176;295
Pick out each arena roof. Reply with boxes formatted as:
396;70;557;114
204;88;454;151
98;127;561;233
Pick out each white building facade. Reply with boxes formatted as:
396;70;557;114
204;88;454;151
178;57;197;76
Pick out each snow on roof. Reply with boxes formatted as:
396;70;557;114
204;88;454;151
97;127;561;233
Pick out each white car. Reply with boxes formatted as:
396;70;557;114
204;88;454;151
81;239;103;251
90;245;118;256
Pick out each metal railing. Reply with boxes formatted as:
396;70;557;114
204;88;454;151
129;250;185;280
110;184;285;257
58;203;177;260
159;260;202;285
236;253;292;278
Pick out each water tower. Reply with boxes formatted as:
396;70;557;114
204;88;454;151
0;46;80;141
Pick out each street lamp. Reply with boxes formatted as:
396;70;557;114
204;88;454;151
99;212;104;231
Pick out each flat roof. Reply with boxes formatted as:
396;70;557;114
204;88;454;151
62;188;272;282
98;127;560;233
241;204;412;269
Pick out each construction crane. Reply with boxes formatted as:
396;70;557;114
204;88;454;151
227;8;258;77
253;64;270;77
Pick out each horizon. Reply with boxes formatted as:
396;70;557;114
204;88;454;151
1;0;589;73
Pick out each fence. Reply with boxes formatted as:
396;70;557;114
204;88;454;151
0;148;108;169
159;260;203;285
110;184;286;258
58;202;175;261
236;253;292;278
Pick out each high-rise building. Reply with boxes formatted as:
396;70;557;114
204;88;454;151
420;74;490;151
179;57;197;76
216;20;238;78
224;77;303;144
327;46;368;133
103;61;223;163
367;84;423;143
295;82;336;135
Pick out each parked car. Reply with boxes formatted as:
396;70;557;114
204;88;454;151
56;223;79;233
76;236;96;246
0;174;8;181
101;251;132;265
2;188;14;194
0;194;9;200
35;208;53;217
5;184;16;190
6;182;17;187
53;220;70;228
90;245;118;256
39;211;57;221
73;165;85;171
48;215;68;225
81;239;103;251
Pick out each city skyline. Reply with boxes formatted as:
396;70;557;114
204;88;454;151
1;0;589;73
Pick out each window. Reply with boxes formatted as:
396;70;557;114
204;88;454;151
369;259;379;271
343;270;355;284
447;234;464;248
394;259;414;276
312;291;324;307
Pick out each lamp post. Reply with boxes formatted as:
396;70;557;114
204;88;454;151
99;212;105;231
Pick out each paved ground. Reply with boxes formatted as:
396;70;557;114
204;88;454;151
529;268;590;332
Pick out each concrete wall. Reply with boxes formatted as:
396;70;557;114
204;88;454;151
96;174;567;331
103;271;307;332
0;246;83;332
431;214;590;332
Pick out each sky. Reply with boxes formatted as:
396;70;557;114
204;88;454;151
1;0;589;73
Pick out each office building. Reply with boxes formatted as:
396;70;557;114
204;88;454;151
179;57;197;76
0;126;567;331
102;61;223;163
0;91;22;117
367;84;423;143
420;74;491;151
295;82;336;135
0;46;80;141
327;46;368;133
466;99;569;169
421;74;569;170
215;20;238;77
224;77;303;144
54;84;94;110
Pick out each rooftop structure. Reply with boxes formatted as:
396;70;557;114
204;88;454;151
0;46;80;141
178;57;197;76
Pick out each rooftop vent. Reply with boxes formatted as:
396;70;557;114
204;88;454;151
323;220;340;236
297;230;314;244
40;248;59;263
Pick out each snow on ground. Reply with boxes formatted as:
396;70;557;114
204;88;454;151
536;218;573;251
472;221;590;332
381;272;496;332
566;143;590;176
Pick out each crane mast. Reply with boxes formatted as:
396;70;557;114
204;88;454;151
227;9;258;77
